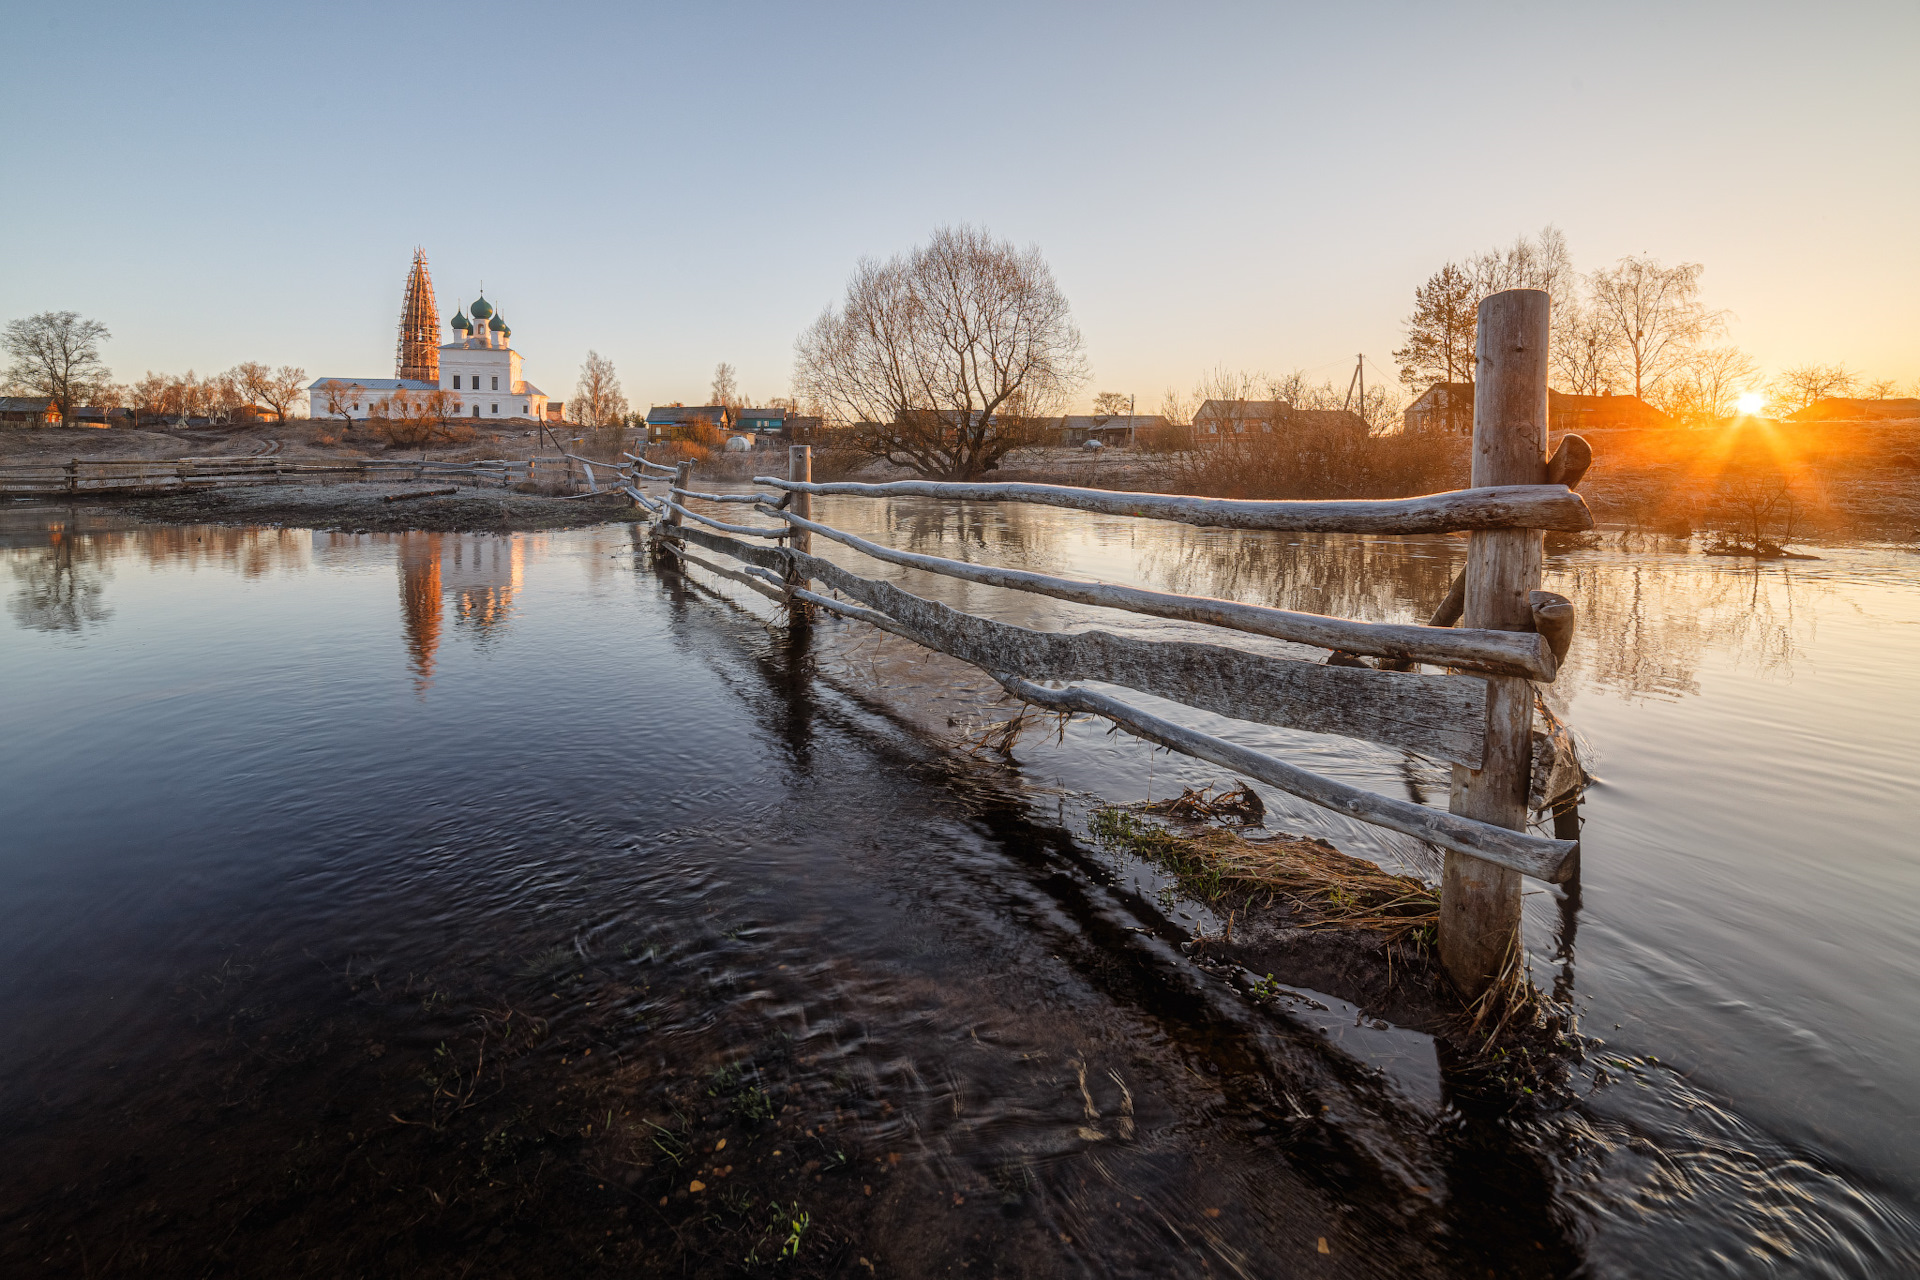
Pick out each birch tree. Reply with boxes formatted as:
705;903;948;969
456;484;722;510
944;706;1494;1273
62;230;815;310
573;350;629;428
1585;256;1723;401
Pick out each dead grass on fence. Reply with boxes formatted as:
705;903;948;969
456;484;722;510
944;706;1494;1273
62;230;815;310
1086;805;1439;944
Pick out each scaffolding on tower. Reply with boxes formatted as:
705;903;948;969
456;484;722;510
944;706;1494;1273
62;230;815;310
396;248;440;383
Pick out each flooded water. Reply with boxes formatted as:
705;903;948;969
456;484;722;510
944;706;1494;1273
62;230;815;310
3;501;1917;1277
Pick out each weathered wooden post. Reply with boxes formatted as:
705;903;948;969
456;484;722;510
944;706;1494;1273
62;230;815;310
1440;288;1550;998
669;460;692;529
67;458;79;496
785;445;812;616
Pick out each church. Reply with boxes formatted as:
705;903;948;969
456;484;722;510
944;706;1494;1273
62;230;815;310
307;250;553;422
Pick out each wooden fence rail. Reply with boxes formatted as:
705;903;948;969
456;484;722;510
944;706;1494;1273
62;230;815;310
650;292;1583;997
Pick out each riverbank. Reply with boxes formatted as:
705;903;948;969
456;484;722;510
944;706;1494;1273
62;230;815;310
108;480;643;533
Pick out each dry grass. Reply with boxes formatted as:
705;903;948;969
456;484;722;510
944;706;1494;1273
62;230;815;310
1156;424;1467;500
1087;806;1439;944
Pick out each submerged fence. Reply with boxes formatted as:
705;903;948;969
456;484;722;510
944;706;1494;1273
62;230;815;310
639;290;1588;997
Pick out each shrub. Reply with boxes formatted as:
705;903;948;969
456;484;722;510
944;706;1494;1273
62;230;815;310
1163;424;1465;499
370;416;475;449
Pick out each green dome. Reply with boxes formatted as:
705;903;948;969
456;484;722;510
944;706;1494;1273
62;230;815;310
469;295;494;320
451;309;472;331
488;313;507;332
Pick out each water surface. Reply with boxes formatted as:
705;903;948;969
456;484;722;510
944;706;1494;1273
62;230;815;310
3;504;1916;1277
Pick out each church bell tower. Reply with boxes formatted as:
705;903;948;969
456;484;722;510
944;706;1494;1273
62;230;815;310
396;248;440;382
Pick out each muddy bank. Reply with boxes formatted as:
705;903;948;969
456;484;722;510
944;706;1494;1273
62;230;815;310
106;481;645;534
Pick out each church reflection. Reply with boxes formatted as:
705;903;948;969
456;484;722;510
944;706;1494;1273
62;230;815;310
396;533;524;693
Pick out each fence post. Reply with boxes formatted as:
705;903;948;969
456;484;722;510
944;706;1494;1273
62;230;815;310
669;460;692;529
786;445;813;617
67;458;79;495
1440;288;1550;998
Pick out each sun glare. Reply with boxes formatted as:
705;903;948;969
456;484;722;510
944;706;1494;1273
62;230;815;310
1736;392;1766;416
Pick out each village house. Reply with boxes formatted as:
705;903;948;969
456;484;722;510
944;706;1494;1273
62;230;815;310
733;407;790;436
1402;383;1674;434
646;404;733;439
1192;400;1369;436
0;397;61;425
1048;413;1170;447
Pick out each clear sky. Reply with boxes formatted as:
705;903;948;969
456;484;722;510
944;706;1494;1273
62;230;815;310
3;0;1914;411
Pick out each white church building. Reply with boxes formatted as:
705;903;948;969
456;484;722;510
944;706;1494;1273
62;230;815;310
308;291;552;423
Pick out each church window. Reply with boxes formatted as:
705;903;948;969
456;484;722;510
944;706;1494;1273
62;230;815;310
453;375;461;389
472;406;480;418
491;376;498;390
491;404;498;414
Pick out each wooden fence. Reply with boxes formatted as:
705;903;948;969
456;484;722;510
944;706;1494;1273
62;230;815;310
0;454;594;498
633;290;1587;997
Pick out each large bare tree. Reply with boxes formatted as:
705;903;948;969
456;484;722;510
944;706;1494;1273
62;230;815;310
573;350;629;428
3;311;112;423
794;225;1087;479
1586;256;1723;401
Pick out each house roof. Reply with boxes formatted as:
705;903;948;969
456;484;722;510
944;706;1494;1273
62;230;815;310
647;405;730;425
308;378;437;392
735;406;789;419
0;396;56;413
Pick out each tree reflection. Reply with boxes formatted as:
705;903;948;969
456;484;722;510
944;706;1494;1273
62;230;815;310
7;527;114;633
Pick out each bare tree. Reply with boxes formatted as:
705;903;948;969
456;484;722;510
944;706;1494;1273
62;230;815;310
1091;391;1131;420
1864;377;1901;399
794;225;1087;479
318;379;365;432
3;311;112;423
205;371;246;425
710;361;740;411
1551;301;1623;394
1158;386;1192;426
233;362;307;422
129;372;170;421
573;350;629;428
1586;256;1723;401
1770;362;1859;413
1660;346;1761;424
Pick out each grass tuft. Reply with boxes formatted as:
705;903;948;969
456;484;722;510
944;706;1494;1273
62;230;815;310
1087;806;1439;944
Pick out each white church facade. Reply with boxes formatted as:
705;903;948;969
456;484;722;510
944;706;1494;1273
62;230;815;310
307;252;553;423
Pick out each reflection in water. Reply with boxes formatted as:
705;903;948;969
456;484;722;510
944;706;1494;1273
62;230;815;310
395;533;526;692
1550;550;1814;703
3;518;317;634
7;526;113;633
397;535;444;691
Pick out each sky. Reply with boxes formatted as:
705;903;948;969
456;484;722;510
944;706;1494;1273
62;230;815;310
2;0;1915;412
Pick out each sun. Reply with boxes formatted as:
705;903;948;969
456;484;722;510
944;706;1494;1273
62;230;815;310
1736;391;1767;415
